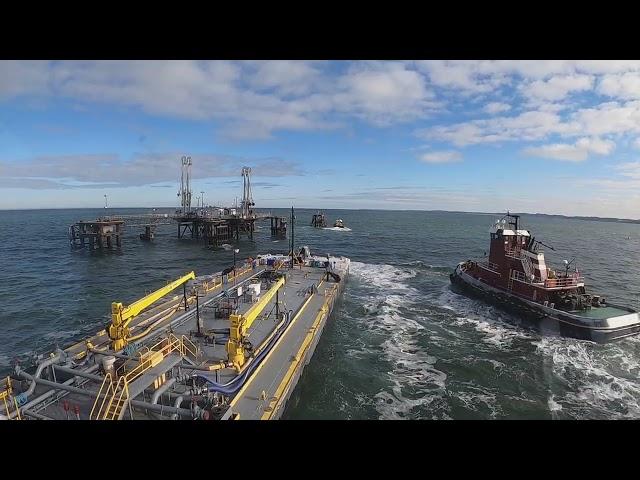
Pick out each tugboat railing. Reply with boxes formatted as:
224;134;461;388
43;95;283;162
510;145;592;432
544;276;583;288
477;261;501;274
510;269;582;288
505;247;522;258
510;270;542;284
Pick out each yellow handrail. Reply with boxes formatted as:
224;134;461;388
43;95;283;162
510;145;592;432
13;396;21;420
90;373;115;420
92;334;194;420
105;376;129;420
181;335;200;362
261;282;339;419
116;345;151;378
228;264;252;282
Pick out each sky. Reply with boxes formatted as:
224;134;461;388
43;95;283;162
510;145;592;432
1;60;640;218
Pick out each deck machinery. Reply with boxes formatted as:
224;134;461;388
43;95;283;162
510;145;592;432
1;248;349;420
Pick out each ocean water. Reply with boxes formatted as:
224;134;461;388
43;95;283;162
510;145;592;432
1;208;640;420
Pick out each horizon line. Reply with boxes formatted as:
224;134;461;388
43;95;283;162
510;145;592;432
1;206;638;223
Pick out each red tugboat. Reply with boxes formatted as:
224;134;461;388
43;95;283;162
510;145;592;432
450;213;640;343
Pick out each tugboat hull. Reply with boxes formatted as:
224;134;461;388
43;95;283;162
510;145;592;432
450;265;640;343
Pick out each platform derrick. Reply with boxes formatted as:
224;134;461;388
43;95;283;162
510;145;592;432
173;161;262;245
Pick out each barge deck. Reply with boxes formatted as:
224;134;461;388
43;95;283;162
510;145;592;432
1;250;349;420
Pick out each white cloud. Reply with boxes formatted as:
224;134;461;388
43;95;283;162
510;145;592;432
414;60;640;96
483;102;511;114
572;101;640;136
419;109;577;147
244;60;325;96
598;72;640;100
521;74;594;102
0;153;304;189
522;137;615;162
614;161;640;179
634;138;640;150
332;62;436;125
415;60;508;93
419;150;462;164
419;100;640;148
0;60;438;140
0;60;50;99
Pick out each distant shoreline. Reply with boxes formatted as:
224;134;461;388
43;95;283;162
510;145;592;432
1;206;638;225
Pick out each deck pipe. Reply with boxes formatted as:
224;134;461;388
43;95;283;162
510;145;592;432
196;309;294;395
15;368;196;419
89;349;140;361
22;409;54;420
53;364;104;382
140;270;264;347
20;350;64;397
9;270;268;419
151;378;176;405
9;364;100;419
170;396;185;419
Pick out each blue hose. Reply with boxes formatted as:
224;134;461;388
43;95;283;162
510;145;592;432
195;310;294;395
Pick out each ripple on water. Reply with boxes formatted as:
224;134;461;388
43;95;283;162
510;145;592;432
349;261;450;419
533;337;640;418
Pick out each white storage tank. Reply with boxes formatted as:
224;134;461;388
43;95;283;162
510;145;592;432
248;283;261;296
102;355;116;376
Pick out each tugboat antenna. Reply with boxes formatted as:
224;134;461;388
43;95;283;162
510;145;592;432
535;240;555;251
500;210;520;232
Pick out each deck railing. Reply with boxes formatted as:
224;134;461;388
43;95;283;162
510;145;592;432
477;261;501;274
92;334;192;420
1;376;21;420
504;247;522;258
510;269;582;288
510;270;541;284
544;276;582;288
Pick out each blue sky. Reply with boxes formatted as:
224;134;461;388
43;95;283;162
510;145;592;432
1;60;640;217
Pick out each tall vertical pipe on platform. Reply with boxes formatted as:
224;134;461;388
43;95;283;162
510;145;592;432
290;206;294;269
241;167;254;219
178;156;192;214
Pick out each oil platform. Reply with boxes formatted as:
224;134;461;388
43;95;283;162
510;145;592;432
69;156;285;249
69;218;124;249
173;160;266;245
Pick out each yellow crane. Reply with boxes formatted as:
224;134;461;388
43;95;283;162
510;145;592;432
108;271;196;350
226;275;286;370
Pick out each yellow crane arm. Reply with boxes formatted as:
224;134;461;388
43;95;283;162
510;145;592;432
109;271;195;350
227;275;286;370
